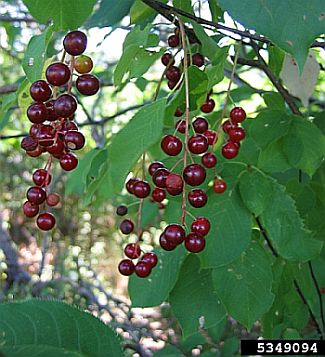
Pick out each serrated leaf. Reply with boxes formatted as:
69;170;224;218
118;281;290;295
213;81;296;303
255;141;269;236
0;92;16;131
257;140;291;173
129;246;187;307
262;92;285;111
212;240;274;329
205;47;229;88
23;0;96;30
0;299;123;357
218;0;325;71
268;45;285;77
170;255;226;338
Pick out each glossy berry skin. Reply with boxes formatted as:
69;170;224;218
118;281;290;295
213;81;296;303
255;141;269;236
200;98;215;113
174;108;183;117
76;74;100;96
141;252;158;268
120;219;134;235
188;134;209;155
204;130;218;145
188;189;207;208
36;212;56;231
74;55;93;74
167;80;177;90
166;173;183;196
183;164;206;186
135;261;152;278
230;107;246;124
133;180;151;198
29;124;40;137
193;117;208;133
222;120;237;134
116;205;128;216
192;53;205;67
124;243;141;259
213;178;227;193
201;152;217;168
152;188;166;202
46;62;70;86
23;201;39;218
185;233;206;253
62;120;78;132
168;34;180;47
161;52;174;66
46;193;60;207
30;80;52;102
27;186;46;205
159;232;177;251
63;30;87;56
65;131;85;150
45;100;59;121
60;153;78;171
33;169;51;186
166;66;181;82
27;103;48;124
161;135;182;156
21;135;38;151
47;138;65;156
228;127;246;142
191;217;210;236
54;94;77;118
118;259;135;276
26;146;45;158
164;224;185;245
222;141;239;159
148;161;165;176
153;168;170;188
175;119;187;134
126;178;140;194
37;125;55;147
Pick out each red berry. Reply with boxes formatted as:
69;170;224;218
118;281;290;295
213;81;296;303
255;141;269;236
27;103;48;124
222;141;239;159
135;261;152;278
46;193;60;207
148;161;165;176
47;138;65;156
36;212;56;231
168;34;180;47
27;186;46;205
185;232;206;253
159;232;177;251
74;55;93;74
141;252;158;268
168;80;177;90
62;120;78;132
183;164;206;186
29;124;40;137
152;187;166;202
37;124;55;147
200;98;215;113
188;189;207;208
33;169;51;186
46;62;70;86
54;94;77;118
45;100;59;121
124;243;141;259
230;107;246;124
26;146;44;157
222;120;237;134
120;219;134;234
126;178;140;194
201;152;217;168
76;74;100;96
166;66;181;82
23;201;39;218
203;130;218;145
118;259;135;276
193;117;209;133
116;205;128;216
166;173;183;196
133;180;151;198
21;135;38;151
174;108;183;117
164;224;185;245
188;134;209;154
153;168;170;188
63;30;87;56
213;178;227;193
191;217;210;236
192;53;204;67
60;153;78;171
64;131;85;150
175;119;187;134
228;127;246;142
161;135;182;156
30;80;52;102
161;52;174;66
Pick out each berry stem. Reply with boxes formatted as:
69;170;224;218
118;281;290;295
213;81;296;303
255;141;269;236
67;56;75;95
137;198;144;241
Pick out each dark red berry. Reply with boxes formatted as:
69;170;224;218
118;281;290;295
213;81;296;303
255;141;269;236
118;259;135;276
60;153;78;171
164;224;185;245
188;134;209;154
192;53;204;67
222;120;237;134
116;205;128;216
47;138;65;156
124;243;141;259
166;66;181;82
21;135;38;151
188;189;207;208
23;201;39;218
64;131;85;150
27;186;46;205
46;193;60;206
161;135;182;156
74;55;93;74
201;152;217;168
230;107;246;124
183;164;206;186
63;30;87;56
166;173;183;196
168;80;177;90
203;130;218;145
27;103;48;124
29;124;40;137
168;34;180;47
46;62;70;86
135;261;152;278
30;80;52;102
152;188;166;202
153;168;170;188
213;178;227;193
174;108;183;117
161;52;174;66
184;232;206;253
159;232;177;251
193;117;208;133
191;217;210;236
33;169;51;186
54;94;77;118
76;74;100;96
26;146;44;157
175;119;187;134
141;252;158;268
221;141;239;159
120;219;134;234
148;161;165;176
61;120;78;132
45;100;59;121
36;212;56;231
200;98;215;113
133;180;151;198
37;124;55;147
126;178;140;194
228;127;246;142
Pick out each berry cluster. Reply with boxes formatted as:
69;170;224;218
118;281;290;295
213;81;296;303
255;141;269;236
21;30;100;230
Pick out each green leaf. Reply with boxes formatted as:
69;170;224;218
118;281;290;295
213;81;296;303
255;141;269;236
153;345;181;357
208;0;224;22
129;246;187;307
191;22;220;62
23;0;96;30
218;0;325;71
313;111;325;135
173;0;194;14
239;169;273;216
257;140;291;173
0;92;16;130
212;240;274;328
108;99;166;194
205;47;229;88
262;92;285;111
260;178;322;262
170;255;226;338
130;0;158;24
17;78;32;116
0;345;83;357
0;299;123;357
268;45;285;77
